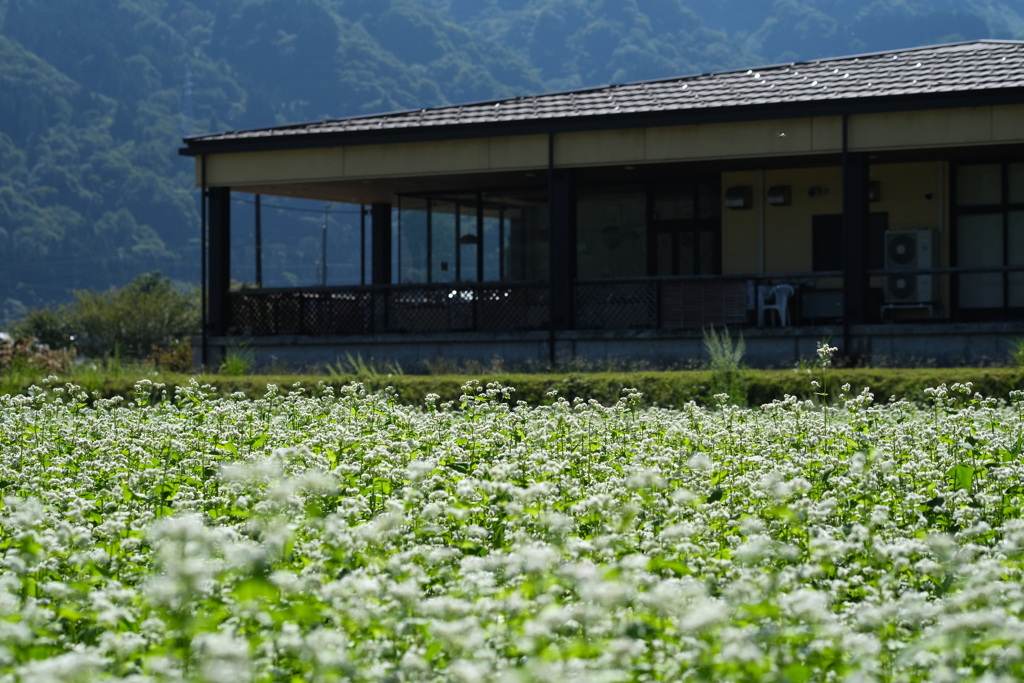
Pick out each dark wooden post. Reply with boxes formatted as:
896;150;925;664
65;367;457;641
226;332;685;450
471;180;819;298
549;168;577;331
371;203;392;285
254;194;263;287
207;187;231;336
842;143;870;351
476;191;485;282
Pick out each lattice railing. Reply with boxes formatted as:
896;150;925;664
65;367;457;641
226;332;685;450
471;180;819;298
658;280;749;330
575;278;751;331
228;283;550;337
575;281;657;330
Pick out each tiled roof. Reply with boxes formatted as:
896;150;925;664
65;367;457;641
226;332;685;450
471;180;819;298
186;41;1024;146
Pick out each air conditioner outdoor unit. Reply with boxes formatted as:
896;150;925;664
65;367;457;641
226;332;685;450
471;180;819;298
884;230;935;304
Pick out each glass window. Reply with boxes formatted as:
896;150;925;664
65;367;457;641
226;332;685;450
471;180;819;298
678;233;697;275
459;203;478;282
958;213;1004;308
1009;211;1024;307
482;209;502;282
656;233;672;277
398;189;548;284
577;188;647;279
431;201;456;284
493;191;549;282
653;188;694;220
236;197;373;288
698;183;721;219
957;164;1002;206
398;198;428;284
1009;163;1024;205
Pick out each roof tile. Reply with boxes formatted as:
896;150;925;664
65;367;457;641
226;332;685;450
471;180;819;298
187;41;1024;145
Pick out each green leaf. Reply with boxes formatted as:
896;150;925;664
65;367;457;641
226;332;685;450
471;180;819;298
784;664;813;683
234;577;279;602
948;464;975;492
648;557;692;577
58;607;84;621
120;483;140;502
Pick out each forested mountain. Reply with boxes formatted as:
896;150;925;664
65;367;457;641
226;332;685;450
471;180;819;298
1;0;1023;323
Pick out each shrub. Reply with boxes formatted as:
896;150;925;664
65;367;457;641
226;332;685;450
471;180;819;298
9;306;74;350
149;338;194;373
8;272;200;359
0;335;75;374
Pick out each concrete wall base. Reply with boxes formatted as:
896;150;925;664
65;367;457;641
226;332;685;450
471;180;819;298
193;322;1024;373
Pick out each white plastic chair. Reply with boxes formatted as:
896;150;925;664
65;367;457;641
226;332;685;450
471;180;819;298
757;284;795;327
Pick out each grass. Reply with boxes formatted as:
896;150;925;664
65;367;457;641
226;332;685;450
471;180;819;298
218;342;255;376
702;325;748;404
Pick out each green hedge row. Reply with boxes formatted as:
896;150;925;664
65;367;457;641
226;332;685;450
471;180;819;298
12;367;1024;407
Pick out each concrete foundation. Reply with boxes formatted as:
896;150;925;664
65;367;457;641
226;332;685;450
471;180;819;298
196;321;1024;373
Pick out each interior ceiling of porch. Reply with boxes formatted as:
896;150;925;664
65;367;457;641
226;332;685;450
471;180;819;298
227;141;1024;206
229;154;839;205
231;166;548;205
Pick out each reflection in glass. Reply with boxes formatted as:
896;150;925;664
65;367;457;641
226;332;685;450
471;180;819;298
432;201;456;284
1009;211;1024;307
231;197;368;288
698;183;721;219
656;233;672;276
459;203;478;282
399;190;548;283
678;233;697;275
399;198;428;283
577;188;646;278
1010;164;1024;205
958;213;1004;308
957;164;1002;206
483;211;502;282
503;201;549;281
698;232;716;274
653;187;694;220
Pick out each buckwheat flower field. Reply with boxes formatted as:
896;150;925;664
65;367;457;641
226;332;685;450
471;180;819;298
4;375;1024;683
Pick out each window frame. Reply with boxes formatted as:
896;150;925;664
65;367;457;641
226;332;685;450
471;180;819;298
952;161;1024;321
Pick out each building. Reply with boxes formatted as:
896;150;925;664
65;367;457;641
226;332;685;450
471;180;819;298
180;40;1024;370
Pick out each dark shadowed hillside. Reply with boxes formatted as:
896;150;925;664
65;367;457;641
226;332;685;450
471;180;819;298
1;0;1023;323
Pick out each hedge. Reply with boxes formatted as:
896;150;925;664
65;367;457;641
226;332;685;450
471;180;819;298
8;367;1024;407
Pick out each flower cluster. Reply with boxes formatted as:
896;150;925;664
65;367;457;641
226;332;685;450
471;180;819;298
1;378;1024;681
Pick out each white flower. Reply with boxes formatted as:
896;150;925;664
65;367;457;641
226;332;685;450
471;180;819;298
679;598;728;632
15;650;108;683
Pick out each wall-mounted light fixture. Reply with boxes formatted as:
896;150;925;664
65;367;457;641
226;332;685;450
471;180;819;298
725;186;753;210
767;185;792;206
808;186;829;198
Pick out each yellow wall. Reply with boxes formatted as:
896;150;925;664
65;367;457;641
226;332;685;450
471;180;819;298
720;171;761;275
722;167;843;275
722;162;952;315
870;162;943;232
